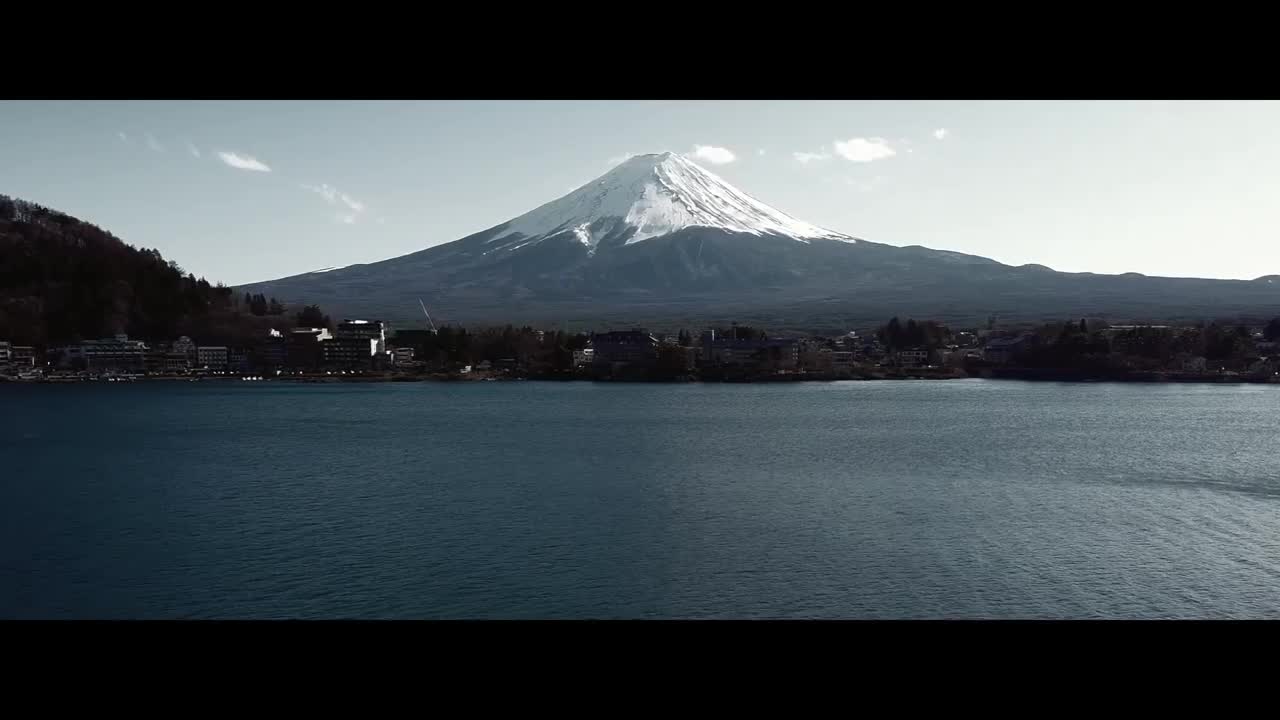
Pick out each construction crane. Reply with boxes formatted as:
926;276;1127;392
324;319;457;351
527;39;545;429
418;298;438;333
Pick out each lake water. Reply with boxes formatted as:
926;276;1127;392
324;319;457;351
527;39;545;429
3;379;1279;619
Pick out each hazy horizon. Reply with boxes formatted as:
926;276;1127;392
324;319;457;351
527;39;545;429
3;100;1279;286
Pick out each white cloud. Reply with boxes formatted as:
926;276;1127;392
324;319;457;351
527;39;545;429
376;217;387;225
793;151;832;165
117;131;130;144
217;151;272;172
302;183;364;212
934;128;949;140
757;149;767;156
303;183;339;203
689;144;736;165
145;133;165;152
186;142;201;159
833;137;896;163
339;193;365;212
303;183;366;222
607;152;636;166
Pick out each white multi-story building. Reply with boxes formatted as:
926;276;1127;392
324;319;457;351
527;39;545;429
392;347;416;366
57;336;148;372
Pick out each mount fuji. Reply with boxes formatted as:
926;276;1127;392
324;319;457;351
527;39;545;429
241;152;1280;330
480;151;852;252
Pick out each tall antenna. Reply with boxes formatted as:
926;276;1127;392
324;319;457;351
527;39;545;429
418;298;438;332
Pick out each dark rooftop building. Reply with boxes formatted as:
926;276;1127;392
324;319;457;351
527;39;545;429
336;320;387;355
592;330;659;367
701;331;799;371
322;337;377;369
983;334;1032;365
286;328;330;369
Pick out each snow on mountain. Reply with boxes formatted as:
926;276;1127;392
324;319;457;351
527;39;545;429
486;152;853;254
236;150;1280;329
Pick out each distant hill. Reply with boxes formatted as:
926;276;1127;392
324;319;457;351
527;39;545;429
238;152;1280;332
0;194;283;347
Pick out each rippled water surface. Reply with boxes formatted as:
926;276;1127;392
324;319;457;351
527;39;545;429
3;379;1279;618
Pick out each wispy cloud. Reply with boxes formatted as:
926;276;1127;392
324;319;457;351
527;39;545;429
117;131;130;144
302;183;367;224
757;149;767;156
689;144;736;165
217;151;272;173
934;128;949;140
304;183;338;203
186;141;201;159
793;150;832;165
376;217;387;225
145;133;165;153
607;152;636;166
834;137;896;163
302;183;365;212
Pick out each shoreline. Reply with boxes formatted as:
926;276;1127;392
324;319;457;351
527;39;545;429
6;369;1279;386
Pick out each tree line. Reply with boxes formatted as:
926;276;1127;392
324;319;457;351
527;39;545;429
391;325;590;372
1006;318;1280;373
243;293;285;317
0;194;312;348
876;317;952;350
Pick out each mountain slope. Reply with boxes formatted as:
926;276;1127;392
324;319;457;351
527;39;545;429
240;153;1280;330
0;194;279;346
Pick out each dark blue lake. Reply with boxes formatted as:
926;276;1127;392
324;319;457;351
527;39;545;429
3;379;1280;618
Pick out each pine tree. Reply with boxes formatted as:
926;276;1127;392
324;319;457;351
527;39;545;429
905;319;923;347
879;317;903;349
295;304;328;328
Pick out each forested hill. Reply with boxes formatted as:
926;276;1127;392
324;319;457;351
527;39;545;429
0;194;281;347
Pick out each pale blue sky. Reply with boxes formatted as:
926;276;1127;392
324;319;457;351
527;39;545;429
2;100;1278;285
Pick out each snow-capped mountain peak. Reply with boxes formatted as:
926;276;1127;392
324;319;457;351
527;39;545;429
486;152;853;254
